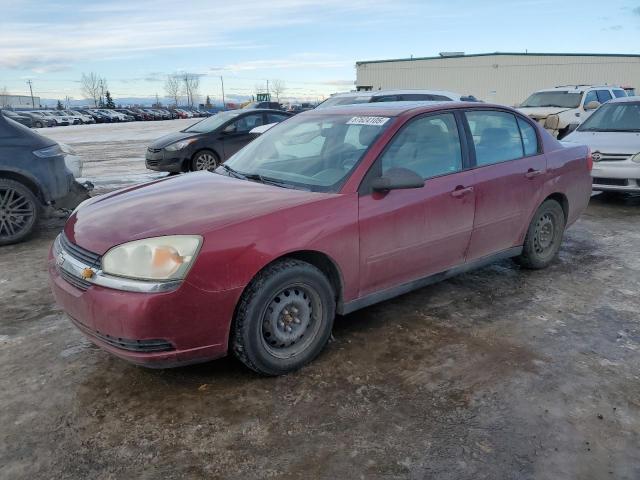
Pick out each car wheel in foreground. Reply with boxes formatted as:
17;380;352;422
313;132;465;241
0;179;40;246
232;259;335;376
192;150;220;172
516;199;565;269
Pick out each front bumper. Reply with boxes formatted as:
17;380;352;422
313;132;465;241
145;148;187;172
591;161;640;192
48;235;242;367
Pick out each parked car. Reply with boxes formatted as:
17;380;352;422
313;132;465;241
287;103;315;114
517;85;628;139
316;90;478;110
2;110;33;128
0;114;76;244
114;109;144;121
623;86;636;97
170;108;189;119
50;102;591;374
129;108;154;121
19;112;55;128
562;96;640;193
143;109;164;120
65;110;96;124
51;111;81;125
36;110;70;126
146;109;292;172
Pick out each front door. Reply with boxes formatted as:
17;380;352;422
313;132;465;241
358;112;476;297
463;110;547;261
221;113;265;159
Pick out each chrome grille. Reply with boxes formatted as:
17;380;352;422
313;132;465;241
60;233;101;266
59;268;92;291
593;153;630;162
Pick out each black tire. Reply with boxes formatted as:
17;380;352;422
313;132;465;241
191;150;220;172
516;199;566;269
0;178;40;246
34;121;43;128
232;259;336;376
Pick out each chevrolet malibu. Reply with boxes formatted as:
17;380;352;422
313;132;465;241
49;102;592;375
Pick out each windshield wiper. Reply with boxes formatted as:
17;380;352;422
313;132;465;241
244;173;303;190
219;163;247;179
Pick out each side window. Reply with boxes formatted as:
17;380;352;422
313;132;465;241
234;113;264;133
380;113;462;179
267;113;289;123
517;117;539;156
371;95;399;102
583;91;598;105
612;89;627;98
596;90;613;103
466;111;524;166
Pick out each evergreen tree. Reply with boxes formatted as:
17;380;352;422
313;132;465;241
105;90;116;109
56;100;64;110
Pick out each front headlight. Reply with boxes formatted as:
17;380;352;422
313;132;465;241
165;138;197;151
102;235;202;281
544;114;560;130
33;144;64;158
631;152;640;164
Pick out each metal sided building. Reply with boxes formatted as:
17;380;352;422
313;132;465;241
0;94;40;109
355;52;640;106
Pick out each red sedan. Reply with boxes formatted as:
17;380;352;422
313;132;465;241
49;102;592;375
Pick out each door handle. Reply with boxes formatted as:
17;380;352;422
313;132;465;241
451;186;474;198
525;168;544;179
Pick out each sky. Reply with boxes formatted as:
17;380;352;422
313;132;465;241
1;0;639;105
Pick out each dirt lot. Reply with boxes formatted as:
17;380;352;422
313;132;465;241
1;121;640;479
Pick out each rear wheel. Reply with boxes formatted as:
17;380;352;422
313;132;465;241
232;259;335;376
191;150;220;172
516;199;565;269
34;121;43;128
0;179;40;246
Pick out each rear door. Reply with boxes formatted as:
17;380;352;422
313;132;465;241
221;112;266;159
358;111;476;296
463;110;546;261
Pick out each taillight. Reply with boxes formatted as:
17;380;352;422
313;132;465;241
586;148;593;172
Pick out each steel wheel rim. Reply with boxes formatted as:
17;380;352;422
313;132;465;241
195;153;218;171
261;283;323;359
0;186;35;240
533;213;555;255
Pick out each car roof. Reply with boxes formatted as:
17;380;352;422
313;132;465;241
301;100;482;116
608;95;640;104
327;89;463;99
535;85;623;93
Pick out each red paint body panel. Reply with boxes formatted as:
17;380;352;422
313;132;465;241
49;103;592;367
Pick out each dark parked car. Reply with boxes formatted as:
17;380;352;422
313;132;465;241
51;102;591;375
115;109;145;121
2;111;33;128
146;109;292;172
243;101;283;110
19;112;54;128
0;113;75;244
78;109;111;123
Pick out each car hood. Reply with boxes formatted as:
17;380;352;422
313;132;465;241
517;106;571;118
562;130;640;155
65;172;335;255
149;130;199;148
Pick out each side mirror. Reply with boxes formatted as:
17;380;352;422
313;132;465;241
371;168;424;192
584;100;600;111
223;124;237;134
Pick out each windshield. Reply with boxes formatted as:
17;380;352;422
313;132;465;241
220;113;392;192
578;102;640;132
315;95;373;109
183;111;240;133
520;91;582;108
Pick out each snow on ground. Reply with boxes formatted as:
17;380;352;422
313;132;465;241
38;119;199;193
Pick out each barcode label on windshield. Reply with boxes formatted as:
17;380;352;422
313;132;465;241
346;116;390;126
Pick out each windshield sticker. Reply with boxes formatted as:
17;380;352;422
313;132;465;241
346;116;390;126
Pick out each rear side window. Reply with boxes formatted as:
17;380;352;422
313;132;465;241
596;90;613;103
380;113;462;179
517;118;539;156
466;111;524;166
583;91;598;105
267;113;289;123
612;89;627;98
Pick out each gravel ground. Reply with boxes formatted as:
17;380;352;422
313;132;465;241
1;122;640;479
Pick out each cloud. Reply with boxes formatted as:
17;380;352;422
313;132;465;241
601;25;623;31
633;6;640;15
213;54;351;73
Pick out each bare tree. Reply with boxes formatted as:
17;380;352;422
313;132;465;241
80;72;104;107
181;73;201;107
271;79;286;102
164;75;181;107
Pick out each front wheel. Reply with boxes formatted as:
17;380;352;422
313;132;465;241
232;259;336;375
191;150;219;172
0;179;40;246
516;199;566;269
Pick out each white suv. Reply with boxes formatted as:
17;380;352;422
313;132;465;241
518;85;627;139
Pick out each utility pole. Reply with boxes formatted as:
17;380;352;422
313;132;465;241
27;80;35;108
266;79;270;97
99;79;105;107
220;76;225;110
155;93;159;107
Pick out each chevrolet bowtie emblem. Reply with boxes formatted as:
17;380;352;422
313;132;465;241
81;268;95;280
